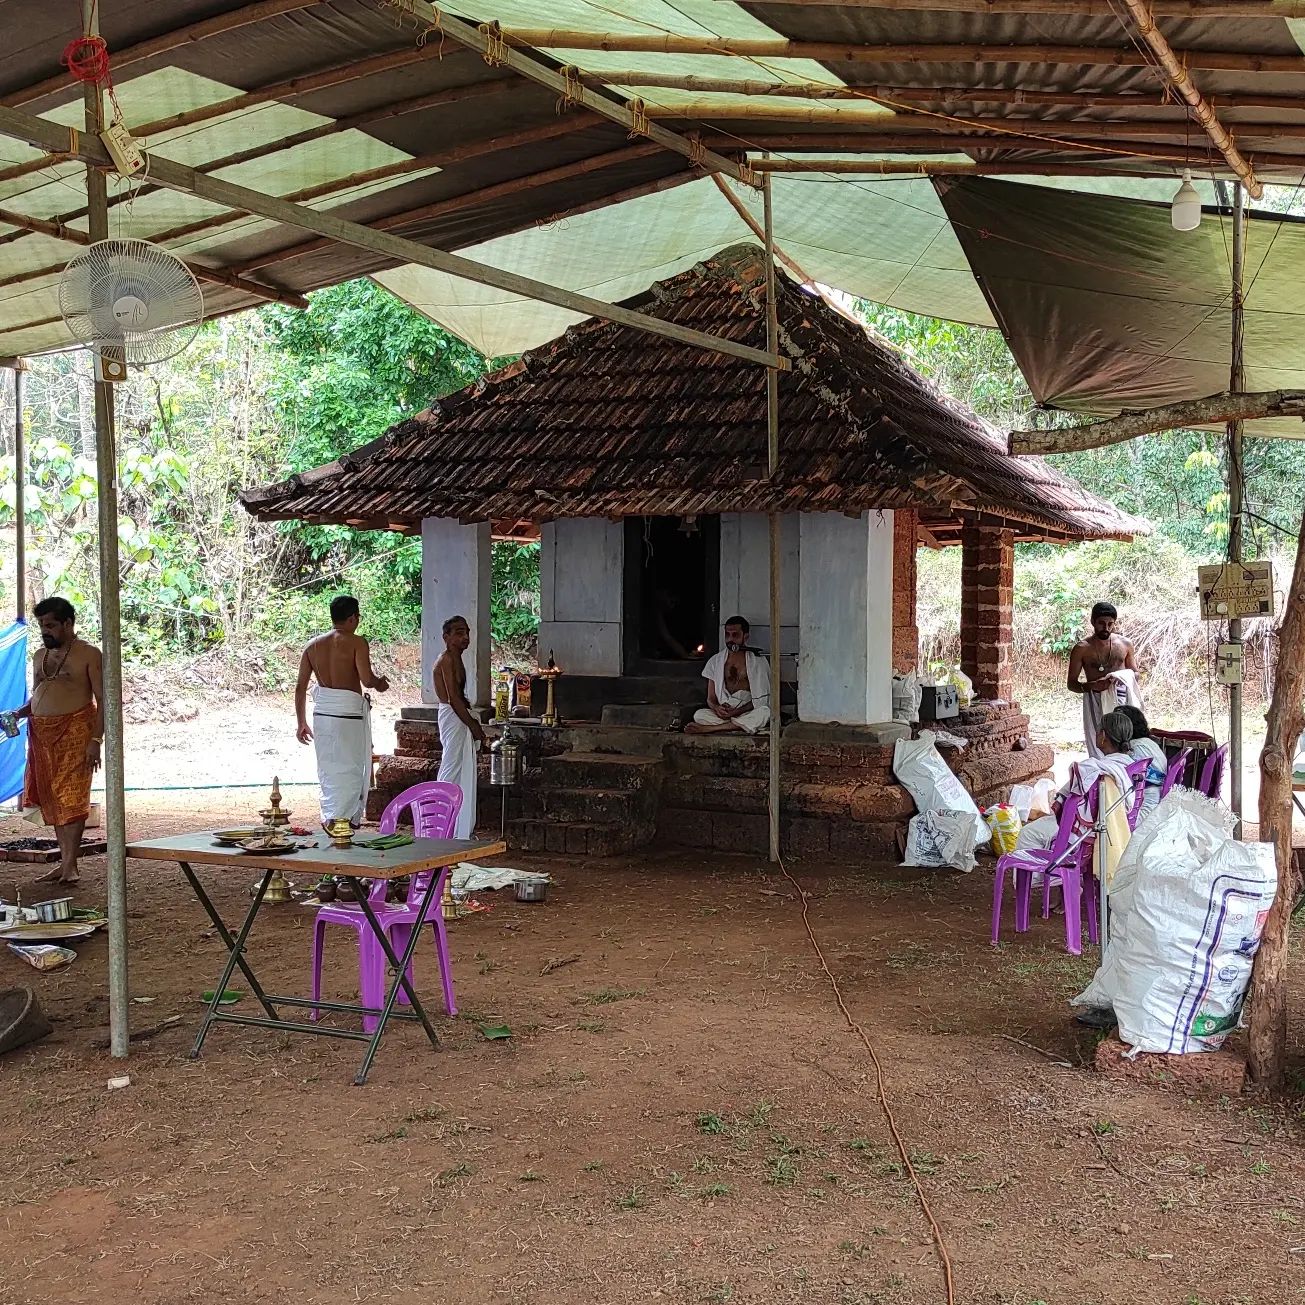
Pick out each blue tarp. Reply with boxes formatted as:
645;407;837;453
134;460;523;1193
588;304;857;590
0;621;28;803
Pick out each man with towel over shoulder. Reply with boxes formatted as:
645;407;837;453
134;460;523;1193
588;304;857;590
296;595;389;828
433;615;484;839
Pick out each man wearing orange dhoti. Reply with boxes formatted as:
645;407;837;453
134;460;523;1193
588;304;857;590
17;597;104;887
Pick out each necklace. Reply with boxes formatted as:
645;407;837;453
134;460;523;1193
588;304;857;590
41;636;75;684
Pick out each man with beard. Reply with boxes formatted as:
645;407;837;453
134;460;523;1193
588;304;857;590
16;597;103;886
686;616;772;735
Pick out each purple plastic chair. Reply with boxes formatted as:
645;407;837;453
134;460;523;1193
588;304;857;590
310;781;463;1032
1160;748;1191;800
991;788;1099;956
1197;743;1229;801
1123;757;1151;830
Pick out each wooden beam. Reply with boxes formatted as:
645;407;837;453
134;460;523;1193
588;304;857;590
581;72;1305;115
227;141;667;274
1010;391;1305;454
0;102;785;369
747;158;1186;176
707;0;1305;13
0;206;308;309
396;3;755;186
0;0;325;107
1247;500;1305;1089
0;116;598;293
482;29;1305;74
1118;0;1263;198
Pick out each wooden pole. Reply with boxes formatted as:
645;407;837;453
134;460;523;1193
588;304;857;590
13;360;24;623
81;0;130;1060
1010;391;1305;454
1247;501;1305;1088
484;30;1304;74
1118;0;1263;197
734;0;1305;13
1227;184;1247;832
764;172;782;865
0;101;785;372
746;159;1191;178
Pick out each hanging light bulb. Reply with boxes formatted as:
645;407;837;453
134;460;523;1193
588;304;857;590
1171;169;1202;232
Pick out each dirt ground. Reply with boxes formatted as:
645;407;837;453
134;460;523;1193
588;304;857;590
2;766;1305;1305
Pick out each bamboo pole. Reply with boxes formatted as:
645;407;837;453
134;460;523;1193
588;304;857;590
747;159;1191;177
13;361;24;623
0;206;309;308
0;101;785;370
80;0;129;1062
1118;0;1263;198
398;3;756;186
227;142;667;275
483;29;1305;74
1227;185;1247;832
0;117;599;293
734;0;1305;11
764;172;782;865
1247;500;1305;1089
578;70;1305;115
1;0;325;108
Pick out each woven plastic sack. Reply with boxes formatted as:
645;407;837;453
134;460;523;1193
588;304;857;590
903;809;977;873
1073;789;1277;1054
892;733;986;848
984;804;1021;856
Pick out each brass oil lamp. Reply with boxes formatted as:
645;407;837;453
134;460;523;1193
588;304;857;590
538;652;562;727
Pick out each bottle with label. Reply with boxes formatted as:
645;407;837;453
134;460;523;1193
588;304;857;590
494;668;511;723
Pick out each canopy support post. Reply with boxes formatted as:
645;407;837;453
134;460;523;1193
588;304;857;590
13;359;24;622
1228;183;1246;833
764;173;781;864
82;0;130;1058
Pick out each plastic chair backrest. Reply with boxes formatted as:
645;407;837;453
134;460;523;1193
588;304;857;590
1046;790;1088;862
1124;757;1150;828
1160;748;1190;799
1199;743;1229;801
378;781;465;901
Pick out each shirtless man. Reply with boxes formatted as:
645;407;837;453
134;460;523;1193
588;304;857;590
433;616;484;839
295;595;389;827
686;616;772;735
16;597;104;886
1067;601;1139;758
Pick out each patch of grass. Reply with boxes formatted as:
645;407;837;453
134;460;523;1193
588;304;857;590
702;1286;733;1304
437;1163;472;1185
583;1160;605;1173
693;1155;715;1174
1272;1209;1299;1226
1090;1120;1117;1136
404;1106;444;1124
572;987;644;1006
766;1152;799;1187
698;1182;732;1199
478;959;496;975
518;1170;543;1182
695;1112;729;1135
367;1126;408;1143
749;1101;775;1127
665;1171;689;1194
848;1138;877;1155
567;1069;589;1082
618;1187;645;1210
1251;1159;1272;1176
909;1149;942;1176
886;943;930;971
576;1020;607;1034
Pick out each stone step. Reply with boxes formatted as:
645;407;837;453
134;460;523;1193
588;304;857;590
539;752;666;790
508;817;653;857
600;702;687;729
522;786;648;825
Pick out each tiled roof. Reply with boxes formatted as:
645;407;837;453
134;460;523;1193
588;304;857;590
241;243;1148;543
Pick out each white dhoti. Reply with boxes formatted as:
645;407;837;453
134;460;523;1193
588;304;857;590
312;687;371;826
692;704;771;734
1083;669;1143;758
1014;813;1058;852
437;703;477;839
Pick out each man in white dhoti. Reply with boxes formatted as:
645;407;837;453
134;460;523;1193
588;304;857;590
295;595;390;827
1067;601;1140;759
433;615;484;839
685;616;771;735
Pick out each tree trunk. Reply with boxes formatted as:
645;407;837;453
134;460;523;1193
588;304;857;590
1246;501;1305;1087
1010;390;1305;454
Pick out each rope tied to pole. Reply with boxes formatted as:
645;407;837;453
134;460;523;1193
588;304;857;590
479;20;508;67
686;133;708;169
415;5;445;55
626;97;650;138
555;64;584;114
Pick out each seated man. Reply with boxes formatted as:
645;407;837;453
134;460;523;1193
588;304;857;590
686;616;771;735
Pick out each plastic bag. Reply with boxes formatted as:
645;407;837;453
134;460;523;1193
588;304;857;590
984;804;1021;856
948;666;974;708
892;733;986;848
1009;777;1055;822
8;943;75;971
903;809;978;873
891;672;920;724
1072;789;1276;1054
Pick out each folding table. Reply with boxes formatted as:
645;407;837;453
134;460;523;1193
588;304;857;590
126;830;507;1085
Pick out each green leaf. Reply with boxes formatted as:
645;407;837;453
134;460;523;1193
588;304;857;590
479;1023;512;1041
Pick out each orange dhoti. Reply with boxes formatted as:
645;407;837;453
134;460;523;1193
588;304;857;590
23;704;95;827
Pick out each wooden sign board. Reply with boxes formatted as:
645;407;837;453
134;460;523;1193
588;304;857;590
1198;560;1275;620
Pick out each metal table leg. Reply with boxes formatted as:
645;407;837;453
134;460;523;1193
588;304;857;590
183;862;281;1059
342;874;442;1085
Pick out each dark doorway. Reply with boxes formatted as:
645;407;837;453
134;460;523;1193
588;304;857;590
623;516;720;675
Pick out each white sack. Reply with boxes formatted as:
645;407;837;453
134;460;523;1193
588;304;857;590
903;809;978;873
892;732;986;848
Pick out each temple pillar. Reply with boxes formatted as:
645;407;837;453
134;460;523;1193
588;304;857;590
798;511;894;724
421;517;491;706
537;519;624;675
960;524;1014;701
892;509;919;675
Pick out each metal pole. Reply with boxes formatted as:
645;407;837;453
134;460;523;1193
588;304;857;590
763;173;782;864
82;0;130;1057
1227;183;1246;833
12;361;23;623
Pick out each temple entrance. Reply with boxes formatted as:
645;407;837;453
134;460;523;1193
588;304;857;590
623;515;720;675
